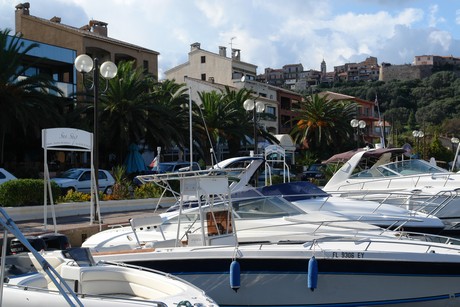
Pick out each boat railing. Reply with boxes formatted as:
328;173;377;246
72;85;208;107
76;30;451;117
328;189;460;218
334;172;457;192
135;168;249;210
303;233;460;254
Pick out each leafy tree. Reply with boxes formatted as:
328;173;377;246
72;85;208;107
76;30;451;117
407;111;417;130
427;134;452;163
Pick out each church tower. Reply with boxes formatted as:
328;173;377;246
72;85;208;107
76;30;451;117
320;59;326;75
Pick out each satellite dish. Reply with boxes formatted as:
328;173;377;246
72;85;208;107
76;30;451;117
241;75;246;82
402;143;412;157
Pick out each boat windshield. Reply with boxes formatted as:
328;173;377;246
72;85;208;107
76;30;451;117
233;196;304;219
165;196;303;224
350;159;449;178
62;248;96;267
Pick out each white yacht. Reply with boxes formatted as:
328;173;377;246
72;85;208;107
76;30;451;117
232;181;445;234
142;155;446;234
86;174;460;307
323;147;460;230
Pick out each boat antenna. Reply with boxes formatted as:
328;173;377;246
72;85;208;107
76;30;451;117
375;94;385;148
195;100;219;165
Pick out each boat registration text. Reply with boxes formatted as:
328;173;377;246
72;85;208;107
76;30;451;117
331;252;365;258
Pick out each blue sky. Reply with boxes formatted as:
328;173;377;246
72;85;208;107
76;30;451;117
2;0;460;79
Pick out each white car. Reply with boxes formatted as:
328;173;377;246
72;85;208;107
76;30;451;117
52;168;115;194
0;168;17;185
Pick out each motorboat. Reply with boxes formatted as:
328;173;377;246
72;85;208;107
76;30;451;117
87;174;460;306
0;208;217;307
323;147;460;193
232;181;446;234
83;194;407;252
137;155;446;234
322;147;460;230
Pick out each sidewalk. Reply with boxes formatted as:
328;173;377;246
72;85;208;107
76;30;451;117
10;204;168;247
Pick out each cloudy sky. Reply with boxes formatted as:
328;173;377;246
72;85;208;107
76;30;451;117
2;0;460;79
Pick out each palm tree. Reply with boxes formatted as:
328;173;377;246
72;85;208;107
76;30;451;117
144;79;191;157
194;87;252;163
98;60;154;165
290;94;357;158
0;29;63;164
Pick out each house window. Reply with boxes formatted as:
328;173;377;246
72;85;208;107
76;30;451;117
143;60;149;72
201;73;206;81
201;56;206;63
266;106;276;120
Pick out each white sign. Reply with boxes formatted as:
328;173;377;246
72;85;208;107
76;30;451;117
42;128;92;149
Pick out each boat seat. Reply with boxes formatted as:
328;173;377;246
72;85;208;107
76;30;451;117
27;252;66;290
78;268;182;299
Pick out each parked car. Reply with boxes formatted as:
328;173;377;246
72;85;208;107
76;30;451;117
301;163;327;181
52;168;115;194
38;233;71;250
0;168;17;185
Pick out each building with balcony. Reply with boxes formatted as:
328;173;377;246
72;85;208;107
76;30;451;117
318;91;385;146
166;43;303;139
14;2;159;91
334;56;379;82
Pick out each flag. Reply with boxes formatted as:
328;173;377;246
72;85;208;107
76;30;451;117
149;155;158;168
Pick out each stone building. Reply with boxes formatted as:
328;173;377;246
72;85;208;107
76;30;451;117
165;42;257;85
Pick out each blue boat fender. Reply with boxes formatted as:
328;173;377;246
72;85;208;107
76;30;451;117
230;260;241;292
308;256;318;291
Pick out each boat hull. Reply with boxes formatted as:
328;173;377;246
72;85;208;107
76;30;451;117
93;243;460;307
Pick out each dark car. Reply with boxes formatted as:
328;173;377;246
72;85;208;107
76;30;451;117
9;236;47;254
38;233;71;250
301;164;327;181
151;162;201;174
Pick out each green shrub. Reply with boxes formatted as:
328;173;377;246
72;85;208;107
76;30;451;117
0;179;61;207
134;183;163;199
110;165;132;200
57;190;91;203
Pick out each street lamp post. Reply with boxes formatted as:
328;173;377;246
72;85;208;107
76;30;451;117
451;137;459;171
243;96;265;155
412;130;424;158
350;119;366;149
74;54;117;223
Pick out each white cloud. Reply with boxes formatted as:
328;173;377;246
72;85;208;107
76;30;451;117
2;0;460;79
428;4;446;28
428;30;452;51
195;0;227;28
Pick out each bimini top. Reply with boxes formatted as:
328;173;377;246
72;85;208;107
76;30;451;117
324;147;406;164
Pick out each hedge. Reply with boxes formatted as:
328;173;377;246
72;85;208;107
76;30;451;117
0;179;61;207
